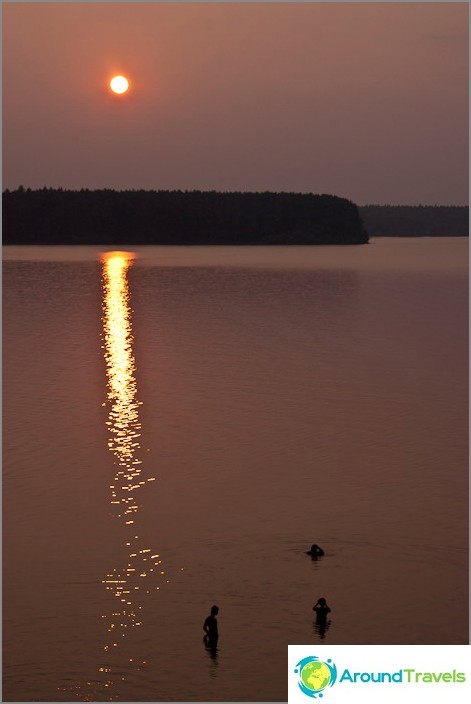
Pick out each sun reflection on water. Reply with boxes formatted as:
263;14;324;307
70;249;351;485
100;251;166;674
58;252;180;701
102;251;146;526
64;252;171;701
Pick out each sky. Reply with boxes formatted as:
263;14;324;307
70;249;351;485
2;1;469;205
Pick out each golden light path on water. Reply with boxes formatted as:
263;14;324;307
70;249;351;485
61;252;173;701
102;251;147;527
100;251;169;695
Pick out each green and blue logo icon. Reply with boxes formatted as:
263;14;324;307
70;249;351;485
294;656;338;698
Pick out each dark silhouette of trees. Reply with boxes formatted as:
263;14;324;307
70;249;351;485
360;205;468;237
2;188;369;245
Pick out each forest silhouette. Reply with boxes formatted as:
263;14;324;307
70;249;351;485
3;189;467;245
3;189;368;245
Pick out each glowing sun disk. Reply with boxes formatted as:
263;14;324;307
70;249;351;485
110;76;129;94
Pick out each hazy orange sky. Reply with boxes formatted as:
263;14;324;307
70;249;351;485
2;2;468;204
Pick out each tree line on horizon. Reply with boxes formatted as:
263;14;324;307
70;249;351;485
2;188;369;245
2;188;467;244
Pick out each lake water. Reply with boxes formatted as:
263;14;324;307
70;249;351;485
3;239;469;702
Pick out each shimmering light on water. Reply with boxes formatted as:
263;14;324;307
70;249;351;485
76;251;170;698
102;252;144;518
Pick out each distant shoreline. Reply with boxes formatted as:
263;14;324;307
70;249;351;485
2;189;468;244
2;236;468;248
359;205;468;237
3;189;368;246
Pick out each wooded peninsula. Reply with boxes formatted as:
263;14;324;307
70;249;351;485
2;189;468;245
3;189;367;245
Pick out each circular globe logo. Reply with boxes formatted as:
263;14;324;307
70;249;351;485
294;656;337;699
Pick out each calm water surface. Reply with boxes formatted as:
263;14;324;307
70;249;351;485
3;240;469;702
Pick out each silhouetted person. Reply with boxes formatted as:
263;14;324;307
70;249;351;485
306;544;325;560
313;597;331;625
203;605;219;646
313;597;331;639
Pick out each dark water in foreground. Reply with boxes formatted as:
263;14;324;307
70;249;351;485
3;240;468;702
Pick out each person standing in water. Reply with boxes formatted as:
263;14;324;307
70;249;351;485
203;605;219;643
313;597;331;623
313;597;331;639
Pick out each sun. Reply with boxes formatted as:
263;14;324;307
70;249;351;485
110;75;129;95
